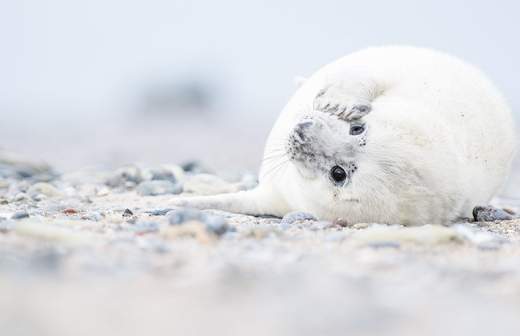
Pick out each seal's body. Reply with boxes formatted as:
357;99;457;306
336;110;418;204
172;46;516;225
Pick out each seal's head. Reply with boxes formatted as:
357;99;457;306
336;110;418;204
286;103;371;188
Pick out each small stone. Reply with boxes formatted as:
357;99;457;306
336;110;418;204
136;180;183;196
146;167;178;183
122;209;134;217
31;194;47;202
132;221;160;234
106;165;143;188
203;214;231;236
367;241;401;249
13;193;27;202
280;211;317;227
181;161;209;174
11;210;29;220
473;205;514;222
167;208;203;225
63;208;78;215
161;221;214;244
145;208;174;216
81;212;104;221
333;218;351;227
27;182;61;198
96;186;110;196
310;221;334;231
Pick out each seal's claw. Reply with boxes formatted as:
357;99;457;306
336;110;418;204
314;85;371;121
314;85;350;115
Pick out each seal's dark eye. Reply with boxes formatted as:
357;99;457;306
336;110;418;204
330;166;347;183
350;124;365;135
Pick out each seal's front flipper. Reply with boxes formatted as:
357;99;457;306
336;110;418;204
170;188;286;217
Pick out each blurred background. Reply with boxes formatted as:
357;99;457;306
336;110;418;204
1;0;519;194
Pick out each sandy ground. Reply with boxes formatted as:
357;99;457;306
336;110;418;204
1;150;520;336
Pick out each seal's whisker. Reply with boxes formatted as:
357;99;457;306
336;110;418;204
262;157;290;181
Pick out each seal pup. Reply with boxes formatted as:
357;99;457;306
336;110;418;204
171;46;517;225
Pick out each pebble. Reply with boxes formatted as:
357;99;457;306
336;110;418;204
145;167;178;183
204;214;232;236
280;211;317;228
473;206;514;222
136;180;183;196
106;165;143;188
145;208;174;216
27;182;61;198
168;208;204;225
132;221;160;234
63;208;79;215
122;209;134;217
367;241;401;249
167;208;232;236
81;212;104;222
11;210;30;220
333;218;351;227
310;221;335;231
31;194;47;202
181;161;209;174
13;192;28;202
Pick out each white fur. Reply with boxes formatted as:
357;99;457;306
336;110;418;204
172;46;517;225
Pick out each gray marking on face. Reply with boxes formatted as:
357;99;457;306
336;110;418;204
287;115;365;185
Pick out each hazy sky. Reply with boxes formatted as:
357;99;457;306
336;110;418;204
2;0;519;123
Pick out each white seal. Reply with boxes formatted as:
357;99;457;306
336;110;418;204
172;46;517;225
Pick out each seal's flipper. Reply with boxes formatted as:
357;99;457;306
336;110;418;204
170;188;286;217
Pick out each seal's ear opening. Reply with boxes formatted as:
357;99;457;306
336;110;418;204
342;104;372;121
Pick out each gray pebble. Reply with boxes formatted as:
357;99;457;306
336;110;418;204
280;211;317;227
148;168;177;183
167;208;204;225
106;165;143;188
11;210;29;220
83;212;104;221
473;206;514;222
132;221;160;234
136;180;183;196
31;194;47;202
145;208;174;216
181;161;209;174
122;209;134;217
167;208;232;236
13;193;27;202
310;221;335;231
367;241;401;249
204;215;232;236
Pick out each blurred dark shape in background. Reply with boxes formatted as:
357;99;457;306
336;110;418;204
139;77;216;117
